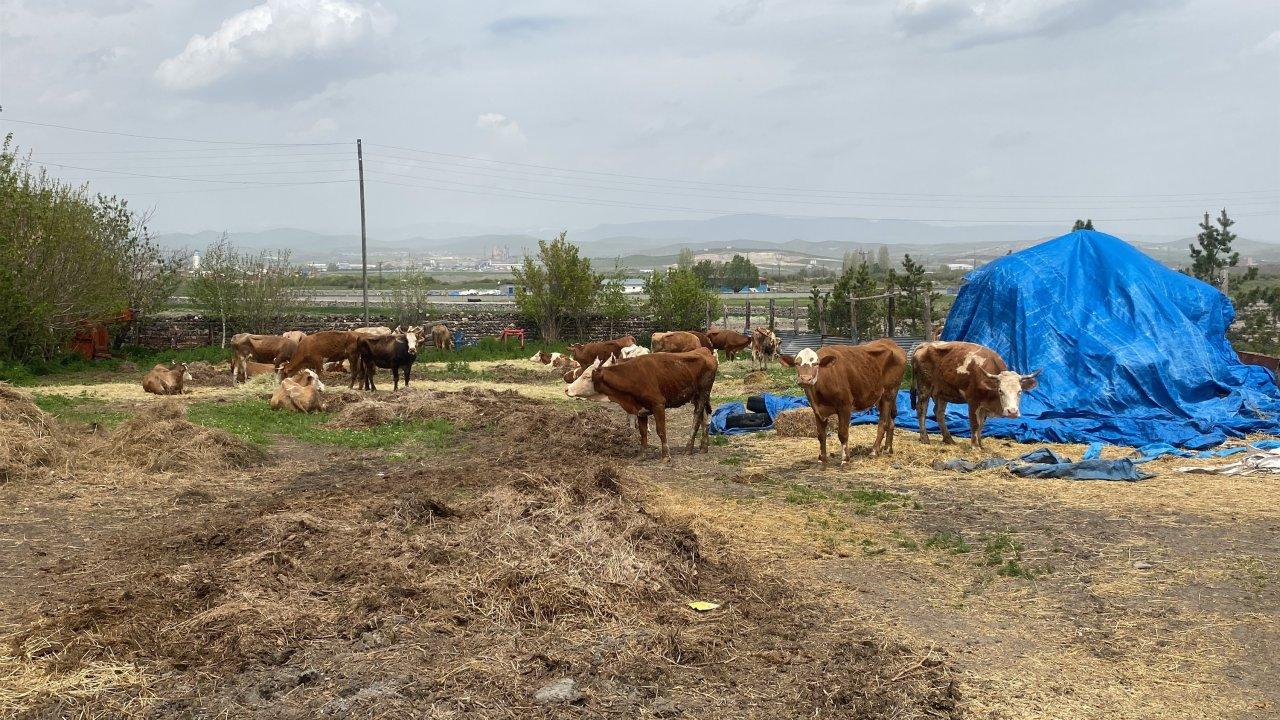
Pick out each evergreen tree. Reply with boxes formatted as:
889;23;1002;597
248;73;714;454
1071;219;1095;231
676;247;695;271
723;254;760;291
897;253;929;334
1188;209;1239;287
877;245;891;271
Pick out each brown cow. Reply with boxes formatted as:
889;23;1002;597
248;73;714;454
142;362;191;395
568;335;636;366
779;340;907;465
271;369;326;413
282;330;306;344
431;324;454;351
243;360;279;379
706;328;752;360
230;334;297;383
531;350;582;372
751;327;780;369
651;331;708;353
910;341;1040;449
279;330;362;388
565;348;718;460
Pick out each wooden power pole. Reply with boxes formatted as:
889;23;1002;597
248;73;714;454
357;138;369;324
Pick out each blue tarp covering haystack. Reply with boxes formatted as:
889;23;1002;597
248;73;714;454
711;230;1280;449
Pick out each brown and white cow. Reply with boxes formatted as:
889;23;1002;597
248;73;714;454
279;330;363;388
568;335;636;366
357;326;422;391
271;368;326;413
230;334;297;383
565;348;718;460
751;327;780;369
910;341;1040;450
707;328;753;360
651;331;709;353
243;360;279;379
779;340;907;465
142;362;192;395
431;324;454;351
531;350;583;371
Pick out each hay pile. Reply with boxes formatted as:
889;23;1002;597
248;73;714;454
0;384;76;482
325;400;397;429
774;408;832;438
184;361;234;387
101;401;264;473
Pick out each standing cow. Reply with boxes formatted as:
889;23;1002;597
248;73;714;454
565;348;718;460
278;330;363;388
751;327;780;369
707;328;753;360
910;341;1040;450
230;334;297;383
651;331;710;353
779;339;906;465
568;335;637;366
432;324;454;351
358;326;422;391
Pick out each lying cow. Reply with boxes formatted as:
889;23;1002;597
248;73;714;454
243;360;279;379
568;335;636;366
707;328;753;360
619;344;650;359
779;339;906;465
271;369;325;413
358;326;422;391
751;327;780;369
651;331;710;353
279;330;362;388
531;350;582;372
910;341;1040;450
565;348;718;460
230;333;297;383
432;324;454;351
142;362;191;395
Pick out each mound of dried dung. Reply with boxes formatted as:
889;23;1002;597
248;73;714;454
326;400;396;429
0;384;76;481
322;389;365;412
742;370;772;387
104;400;264;473
774;408;832;437
184;360;234;387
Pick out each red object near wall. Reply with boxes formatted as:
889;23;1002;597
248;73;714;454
68;309;134;360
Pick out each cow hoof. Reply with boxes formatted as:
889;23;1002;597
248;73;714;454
918;436;930;444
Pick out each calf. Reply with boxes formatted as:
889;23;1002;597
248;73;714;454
358;326;422;391
910;341;1040;450
432;324;454;351
279;330;362;388
565;348;718;460
243;360;279;379
532;350;583;372
271;369;326;413
779;339;907;465
651;331;707;353
751;327;780;369
568;335;636;366
230;334;297;383
707;328;752;360
142;362;191;395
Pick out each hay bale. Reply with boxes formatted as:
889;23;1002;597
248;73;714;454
0;383;75;481
773;408;832;438
326;400;396;430
104;400;264;472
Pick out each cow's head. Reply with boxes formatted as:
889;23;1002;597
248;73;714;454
173;361;192;382
403;326;422;355
779;348;835;386
621;344;650;359
980;368;1040;418
564;356;617;398
300;368;327;392
531;350;551;364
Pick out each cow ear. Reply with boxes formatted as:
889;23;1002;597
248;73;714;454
818;355;838;368
778;354;795;368
1021;370;1041;391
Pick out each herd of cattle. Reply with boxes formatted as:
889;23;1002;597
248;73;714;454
140;323;1040;464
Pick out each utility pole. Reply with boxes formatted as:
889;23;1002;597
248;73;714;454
357;138;369;324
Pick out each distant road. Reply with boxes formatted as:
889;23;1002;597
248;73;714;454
290;289;818;305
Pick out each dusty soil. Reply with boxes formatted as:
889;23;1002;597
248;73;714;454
2;363;1277;719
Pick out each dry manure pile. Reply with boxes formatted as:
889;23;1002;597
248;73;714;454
3;389;959;719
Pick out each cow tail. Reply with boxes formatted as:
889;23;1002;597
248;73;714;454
909;353;919;411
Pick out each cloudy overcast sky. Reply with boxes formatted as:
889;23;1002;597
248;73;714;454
2;0;1277;239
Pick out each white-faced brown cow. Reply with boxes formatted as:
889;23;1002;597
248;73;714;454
531;350;582;372
279;330;363;388
565;348;718;460
142;362;192;395
230;333;297;383
751;327;780;369
779;340;907;465
568;335;636;367
271;368;326;413
910;341;1040;450
707;328;753;360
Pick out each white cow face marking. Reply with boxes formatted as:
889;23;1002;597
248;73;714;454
403;326;421;355
565;359;603;398
781;347;834;386
303;368;326;392
982;370;1037;418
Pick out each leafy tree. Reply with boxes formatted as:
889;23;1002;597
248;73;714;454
723;254;760;291
117;209;188;346
513;231;598;340
676;247;695;271
1189;209;1238;288
877;245;891;271
692;259;720;287
646;267;719;331
1072;219;1095;231
387;265;438;327
595;267;633;336
189;235;310;347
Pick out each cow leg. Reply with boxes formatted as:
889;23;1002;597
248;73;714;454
815;412;829;465
687;394;709;455
404;364;411;388
836;405;852;466
968;407;982;449
881;394;897;455
636;415;649;451
936;400;955;444
699;394;711;453
654;407;671;461
917;392;930;442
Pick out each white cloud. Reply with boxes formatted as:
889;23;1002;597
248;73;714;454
476;113;526;142
1247;30;1280;55
156;0;394;91
894;0;1175;48
717;0;765;26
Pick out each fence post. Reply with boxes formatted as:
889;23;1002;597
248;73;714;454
744;298;752;331
886;294;896;337
817;296;827;337
923;292;934;341
792;298;799;335
723;302;729;330
850;297;858;341
768;298;776;331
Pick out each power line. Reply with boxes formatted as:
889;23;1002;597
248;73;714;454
34;161;356;186
0;117;347;146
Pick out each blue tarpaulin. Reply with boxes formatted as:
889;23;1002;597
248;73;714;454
710;230;1280;449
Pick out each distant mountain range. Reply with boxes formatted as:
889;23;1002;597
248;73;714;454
155;213;1279;268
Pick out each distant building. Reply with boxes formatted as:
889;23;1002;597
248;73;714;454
945;262;974;271
622;279;646;295
191;252;201;271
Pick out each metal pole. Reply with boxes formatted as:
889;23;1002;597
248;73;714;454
768;298;776;331
886;294;896;338
818;296;827;337
357;138;369;325
850;296;857;341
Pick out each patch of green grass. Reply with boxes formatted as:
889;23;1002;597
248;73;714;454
783;483;828;505
995;559;1051;580
718;454;744;466
32;393;129;428
187;398;453;449
782;482;911;512
890;530;919;551
420;359;482;380
924;531;972;554
708;434;730;447
980;532;1024;567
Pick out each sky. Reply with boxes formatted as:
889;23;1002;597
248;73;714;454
1;0;1277;240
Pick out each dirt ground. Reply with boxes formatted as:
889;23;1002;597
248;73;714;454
1;358;1276;719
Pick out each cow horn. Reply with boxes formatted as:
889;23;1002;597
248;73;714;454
1021;369;1042;380
980;366;999;379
